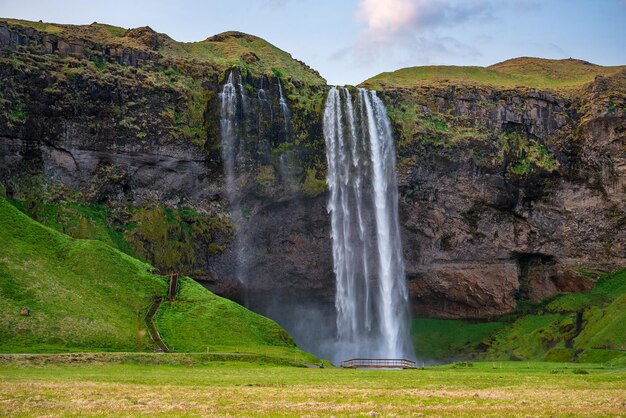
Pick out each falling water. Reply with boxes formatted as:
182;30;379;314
237;73;247;115
219;72;250;297
276;77;297;191
257;88;273;121
277;78;291;139
220;71;239;198
324;86;413;363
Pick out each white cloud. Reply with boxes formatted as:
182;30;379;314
357;0;417;36
349;0;537;66
357;0;495;37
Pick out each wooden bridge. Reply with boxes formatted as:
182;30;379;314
340;358;417;369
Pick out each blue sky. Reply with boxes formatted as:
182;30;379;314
1;0;625;85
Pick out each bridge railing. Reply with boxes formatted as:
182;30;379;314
340;358;416;369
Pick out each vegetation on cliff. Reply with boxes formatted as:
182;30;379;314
1;16;624;368
0;17;327;278
8;183;231;277
1;18;325;85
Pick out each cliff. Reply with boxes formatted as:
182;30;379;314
1;18;624;332
364;59;626;317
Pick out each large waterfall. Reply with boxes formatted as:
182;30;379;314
324;86;414;362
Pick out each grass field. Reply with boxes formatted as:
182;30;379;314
0;356;624;416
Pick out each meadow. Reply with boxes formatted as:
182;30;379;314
0;355;624;417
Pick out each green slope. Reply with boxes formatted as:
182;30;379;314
0;18;325;85
0;197;316;362
361;57;625;91
412;269;626;363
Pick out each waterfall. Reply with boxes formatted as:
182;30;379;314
277;78;291;140
219;71;250;293
220;71;239;199
257;88;273;121
219;71;297;299
323;86;413;362
237;73;247;115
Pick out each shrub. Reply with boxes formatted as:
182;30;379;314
302;168;327;197
452;361;473;368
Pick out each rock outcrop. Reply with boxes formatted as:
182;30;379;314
387;75;626;316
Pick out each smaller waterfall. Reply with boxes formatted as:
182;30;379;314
219;72;239;198
257;88;273;121
237;73;247;115
277;78;291;140
219;71;251;293
219;71;300;302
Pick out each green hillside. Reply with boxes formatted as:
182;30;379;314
0;18;325;85
0;196;316;362
361;57;625;91
412;269;626;364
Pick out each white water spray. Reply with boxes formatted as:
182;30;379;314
324;87;413;363
277;77;291;140
220;72;239;197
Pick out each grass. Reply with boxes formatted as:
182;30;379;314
412;319;505;360
361;57;626;91
499;270;626;361
164;31;325;85
0;359;623;416
485;314;574;361
0;197;315;362
505;270;626;361
0;197;163;352
154;278;318;362
8;199;134;255
411;270;626;363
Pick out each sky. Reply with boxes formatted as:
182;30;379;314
1;0;625;85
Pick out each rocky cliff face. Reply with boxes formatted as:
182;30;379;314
385;77;626;317
1;19;624;326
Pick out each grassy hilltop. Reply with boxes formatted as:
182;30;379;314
361;57;626;92
1;18;325;85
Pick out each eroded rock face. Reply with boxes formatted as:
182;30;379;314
207;195;333;302
388;75;626;316
407;263;519;318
